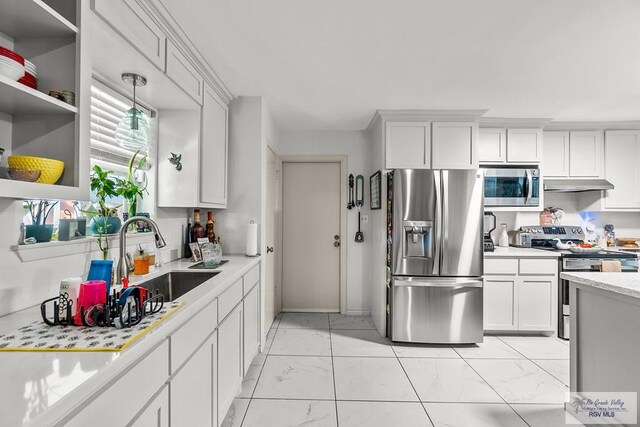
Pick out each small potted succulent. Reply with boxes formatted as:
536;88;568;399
24;200;58;243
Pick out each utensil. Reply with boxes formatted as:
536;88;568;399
347;174;354;209
355;211;364;243
354;175;364;243
7;155;64;184
7;168;40;182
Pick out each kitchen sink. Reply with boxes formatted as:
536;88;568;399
142;271;219;301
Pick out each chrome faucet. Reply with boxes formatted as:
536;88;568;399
115;216;167;285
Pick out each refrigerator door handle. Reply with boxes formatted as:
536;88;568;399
440;170;449;272
393;276;483;288
434;170;442;275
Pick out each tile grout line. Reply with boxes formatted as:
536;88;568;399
390;341;436;426
452;343;532;427
327;313;340;427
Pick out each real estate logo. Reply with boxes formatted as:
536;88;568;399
566;392;637;425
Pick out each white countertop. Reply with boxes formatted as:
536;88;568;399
484;246;561;258
0;255;261;427
560;272;640;299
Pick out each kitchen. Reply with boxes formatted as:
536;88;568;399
0;1;639;427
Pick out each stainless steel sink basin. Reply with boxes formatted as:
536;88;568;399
141;271;219;301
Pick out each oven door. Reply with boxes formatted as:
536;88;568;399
483;168;538;207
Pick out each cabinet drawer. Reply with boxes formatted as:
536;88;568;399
218;278;243;322
243;264;260;295
64;341;169;427
92;0;166;70
519;258;557;275
170;301;217;373
165;40;204;105
484;258;518;275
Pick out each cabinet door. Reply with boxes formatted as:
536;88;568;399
432;122;478;169
200;84;228;207
218;303;243;425
243;284;260;375
130;385;169;427
170;334;215;427
385;122;430;168
479;128;506;164
569;131;603;178
483;276;517;330
506;129;542;163
543;131;569;177
92;0;166;70
166;40;204;105
604;130;640;209
518;277;555;331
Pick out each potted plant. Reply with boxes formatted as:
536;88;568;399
24;200;58;243
86;165;122;259
117;150;148;222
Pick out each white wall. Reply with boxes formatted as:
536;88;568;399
275;130;372;315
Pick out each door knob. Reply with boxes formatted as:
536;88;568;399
266;246;274;253
334;241;340;247
334;235;340;240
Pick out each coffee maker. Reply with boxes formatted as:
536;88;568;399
484;212;496;252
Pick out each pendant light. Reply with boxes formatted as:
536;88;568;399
115;73;150;150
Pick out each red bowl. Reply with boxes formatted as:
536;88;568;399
17;77;37;89
21;72;36;82
0;46;24;65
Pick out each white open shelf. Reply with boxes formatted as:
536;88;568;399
0;74;78;115
0;0;78;39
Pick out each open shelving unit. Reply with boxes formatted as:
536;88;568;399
0;0;89;200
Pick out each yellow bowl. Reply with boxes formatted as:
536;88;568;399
7;155;64;184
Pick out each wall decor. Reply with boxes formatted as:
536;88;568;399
370;170;382;210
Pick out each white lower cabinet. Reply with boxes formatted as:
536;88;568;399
218;303;244;425
484;257;557;333
243;284;260;375
131;386;169;427
170;332;216;427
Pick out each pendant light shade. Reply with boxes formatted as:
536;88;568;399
115;73;149;150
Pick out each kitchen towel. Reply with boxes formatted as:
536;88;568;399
0;301;184;352
601;260;622;272
246;220;258;256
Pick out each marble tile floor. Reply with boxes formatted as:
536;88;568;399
222;313;577;427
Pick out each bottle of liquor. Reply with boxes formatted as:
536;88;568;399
191;209;206;242
206;211;216;243
184;218;193;259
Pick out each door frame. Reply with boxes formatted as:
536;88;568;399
279;155;347;315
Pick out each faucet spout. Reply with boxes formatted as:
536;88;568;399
115;216;167;285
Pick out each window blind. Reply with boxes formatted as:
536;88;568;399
90;81;152;175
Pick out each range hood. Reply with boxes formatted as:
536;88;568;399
543;179;614;193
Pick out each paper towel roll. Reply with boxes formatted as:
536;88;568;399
59;277;82;317
246;220;258;256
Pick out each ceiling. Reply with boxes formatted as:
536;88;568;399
160;0;640;130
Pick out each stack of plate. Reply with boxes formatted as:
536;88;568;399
18;59;37;89
0;46;25;82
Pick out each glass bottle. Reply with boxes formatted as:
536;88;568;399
191;209;205;242
206;211;216;243
184;219;193;259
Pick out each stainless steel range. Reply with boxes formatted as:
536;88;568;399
517;225;639;340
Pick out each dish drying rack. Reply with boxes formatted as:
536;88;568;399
40;288;165;329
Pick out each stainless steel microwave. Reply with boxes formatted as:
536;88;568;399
483;168;540;207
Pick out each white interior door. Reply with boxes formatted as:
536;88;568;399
265;146;279;329
282;162;341;312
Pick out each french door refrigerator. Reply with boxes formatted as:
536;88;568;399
388;169;484;344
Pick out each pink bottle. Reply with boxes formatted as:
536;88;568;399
74;280;107;324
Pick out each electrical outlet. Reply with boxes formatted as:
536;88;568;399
361;214;369;223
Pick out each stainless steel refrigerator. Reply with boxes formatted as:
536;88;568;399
388;169;484;344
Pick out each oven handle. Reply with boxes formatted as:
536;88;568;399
524;169;532;205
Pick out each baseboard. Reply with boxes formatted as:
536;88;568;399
346;309;371;316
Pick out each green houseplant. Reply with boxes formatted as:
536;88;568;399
24;200;58;243
116;150;148;221
86;165;122;259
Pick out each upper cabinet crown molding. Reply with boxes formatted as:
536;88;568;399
543;120;640;131
479;117;552;129
369;109;487;130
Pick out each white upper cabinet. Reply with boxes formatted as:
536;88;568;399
200;84;228;207
165;40;204;105
385;122;430;168
431;122;478;169
92;0;166;70
506;129;543;163
543;131;569;177
569;131;603;178
479;128;506;164
603;130;640;209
